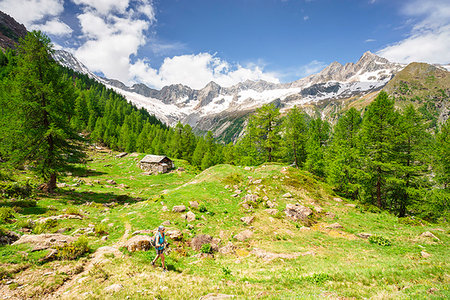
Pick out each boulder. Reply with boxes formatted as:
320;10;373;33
333;197;343;202
104;284;123;293
12;234;76;251
266;200;276;208
57;183;68;188
166;229;183;241
231;194;239;198
421;251;431;258
313;206;324;213
244;167;252;171
234;190;242;194
172;205;186;213
0;230;21;245
162;206;169;212
116;152;128;158
118;183;129;189
282;193;293;198
419;231;440;240
125;235;153;252
253;179;262;184
326;223;343;229
345;203;356;208
106;179;116;185
265;209;278;215
191;234;219;251
325;212;336;219
243;194;259;202
233;230;253;241
189;201;199;209
218;242;236;255
357;233;372;239
284;204;313;223
162;220;171;226
240;216;255;225
185;211;196;222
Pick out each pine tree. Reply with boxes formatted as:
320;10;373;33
242;103;282;163
305;117;330;177
326;108;363;198
360;91;397;208
5;31;84;191
391;105;430;216
434;120;449;189
283;106;308;167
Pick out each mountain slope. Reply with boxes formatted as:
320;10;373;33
0;11;26;50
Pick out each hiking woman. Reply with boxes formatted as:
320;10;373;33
152;225;167;271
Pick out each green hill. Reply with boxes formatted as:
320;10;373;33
0;150;448;299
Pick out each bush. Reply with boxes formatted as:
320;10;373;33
0;181;33;198
65;207;82;216
32;219;58;234
198;204;207;213
201;243;213;254
222;173;243;185
368;235;391;246
303;273;332;285
94;223;108;236
0;207;15;223
55;236;89;260
222;266;232;276
15;218;34;229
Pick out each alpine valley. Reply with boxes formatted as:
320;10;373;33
53;49;450;142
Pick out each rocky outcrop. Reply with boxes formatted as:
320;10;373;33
12;234;76;251
0;11;27;50
284;204;313;224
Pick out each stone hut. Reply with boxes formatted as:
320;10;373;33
139;155;174;174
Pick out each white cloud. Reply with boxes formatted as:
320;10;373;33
377;0;450;64
30;19;72;36
365;38;376;42
130;53;280;90
0;0;73;37
70;0;279;89
303;15;309;21
0;0;63;26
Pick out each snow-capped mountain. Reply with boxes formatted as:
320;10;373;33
53;49;405;138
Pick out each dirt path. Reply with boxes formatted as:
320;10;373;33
46;222;132;299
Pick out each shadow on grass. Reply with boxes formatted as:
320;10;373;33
49;189;144;206
64;166;107;178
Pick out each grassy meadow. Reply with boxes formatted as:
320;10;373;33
0;149;448;299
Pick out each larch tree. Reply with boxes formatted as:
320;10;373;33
6;31;84;191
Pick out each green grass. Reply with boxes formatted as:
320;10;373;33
0;149;448;299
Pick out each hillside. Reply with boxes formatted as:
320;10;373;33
0;150;448;299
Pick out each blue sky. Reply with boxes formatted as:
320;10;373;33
1;0;449;89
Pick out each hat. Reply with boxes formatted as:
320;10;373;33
158;225;165;231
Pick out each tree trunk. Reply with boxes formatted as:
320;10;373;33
376;167;382;208
47;173;57;192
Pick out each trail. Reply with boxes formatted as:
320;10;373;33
47;222;132;299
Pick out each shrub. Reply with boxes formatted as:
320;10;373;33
0;182;33;198
303;273;332;285
15;218;34;229
201;243;213;254
368;235;391;246
198;204;207;213
222;266;232;276
94;223;108;236
65;207;82;216
0;207;15;223
32;219;58;234
222;173;243;185
55;236;89;260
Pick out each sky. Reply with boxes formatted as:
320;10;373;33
0;0;449;90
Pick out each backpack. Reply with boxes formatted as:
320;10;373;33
150;234;156;248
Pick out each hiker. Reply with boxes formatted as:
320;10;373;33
152;225;167;271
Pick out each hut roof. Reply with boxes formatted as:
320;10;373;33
140;155;170;164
